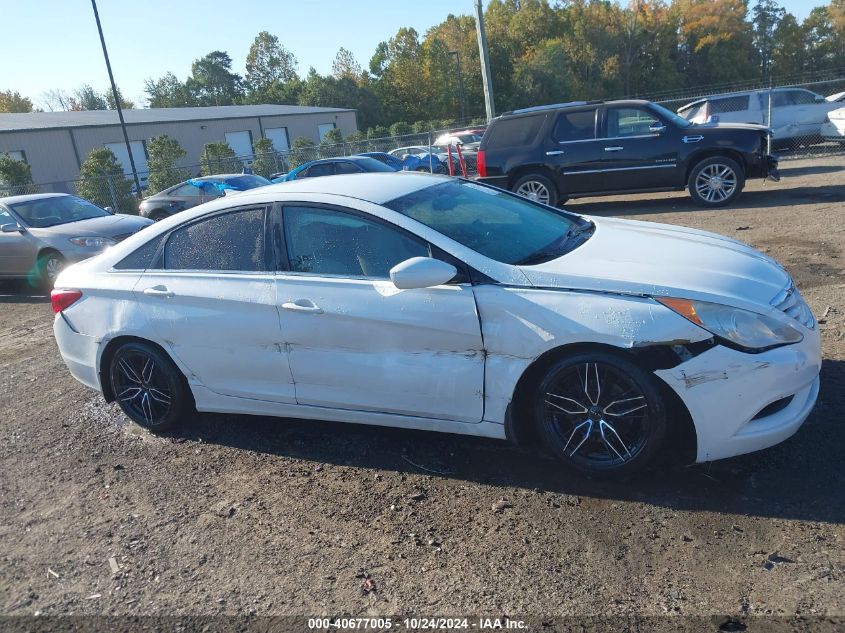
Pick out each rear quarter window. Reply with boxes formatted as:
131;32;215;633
485;114;547;149
710;95;750;114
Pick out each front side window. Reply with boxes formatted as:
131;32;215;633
284;206;428;278
772;92;796;107
384;180;592;265
0;208;16;227
164;208;267;271
552;109;597;142
9;195;109;228
607;107;660;137
303;163;334;178
790;90;818;105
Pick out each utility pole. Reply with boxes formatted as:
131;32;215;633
474;0;495;122
90;0;143;200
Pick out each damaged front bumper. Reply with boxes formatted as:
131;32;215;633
655;327;821;462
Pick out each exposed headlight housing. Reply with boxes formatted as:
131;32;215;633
657;297;803;352
68;236;116;249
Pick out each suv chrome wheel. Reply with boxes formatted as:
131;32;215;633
688;157;744;207
512;173;558;206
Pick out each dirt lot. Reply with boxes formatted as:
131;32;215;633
1;158;844;626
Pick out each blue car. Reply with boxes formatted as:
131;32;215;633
271;156;395;183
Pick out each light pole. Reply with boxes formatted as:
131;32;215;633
90;0;143;200
448;51;466;123
474;0;495;122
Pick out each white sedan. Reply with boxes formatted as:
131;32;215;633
51;173;821;477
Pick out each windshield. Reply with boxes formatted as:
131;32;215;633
384;180;593;265
649;103;693;128
10;196;110;228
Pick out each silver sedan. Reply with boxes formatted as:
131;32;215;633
0;193;152;288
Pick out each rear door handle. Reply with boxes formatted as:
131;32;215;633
143;285;174;298
545;150;565;156
604;146;624;152
282;299;323;314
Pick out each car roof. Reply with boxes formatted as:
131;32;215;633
500;99;647;116
0;192;70;205
308;155;377;164
679;87;819;109
254;172;450;205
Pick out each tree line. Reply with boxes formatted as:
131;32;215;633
2;0;844;129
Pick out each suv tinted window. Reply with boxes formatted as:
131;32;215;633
284;206;428;278
486;114;546;149
710;95;750;113
772;91;796;107
164;208;267;271
552;109;596;142
790;90;817;105
170;183;203;196
607;107;660;137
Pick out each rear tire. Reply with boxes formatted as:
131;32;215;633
149;210;169;222
109;341;192;432
512;173;559;207
688;157;744;207
533;351;667;478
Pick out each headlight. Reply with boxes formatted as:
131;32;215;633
68;236;116;249
657;297;803;351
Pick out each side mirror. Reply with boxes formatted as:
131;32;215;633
0;222;24;233
815;95;827;103
706;114;720;124
390;257;457;290
649;122;667;134
104;206;114;214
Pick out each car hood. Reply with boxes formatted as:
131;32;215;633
695;121;772;134
518;216;790;312
31;214;152;239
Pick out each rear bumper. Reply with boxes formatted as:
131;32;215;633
53;313;102;392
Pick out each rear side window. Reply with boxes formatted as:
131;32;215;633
485;114;546;149
164;208;267;272
790;90;817;105
335;161;363;174
709;95;750;114
304;163;334;178
552;109;596;142
114;234;165;270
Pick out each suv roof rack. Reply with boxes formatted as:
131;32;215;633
503;100;604;116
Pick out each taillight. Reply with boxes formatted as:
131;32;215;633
476;149;487;177
51;289;83;313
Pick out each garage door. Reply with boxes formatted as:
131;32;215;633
105;141;148;186
225;131;254;163
265;127;290;152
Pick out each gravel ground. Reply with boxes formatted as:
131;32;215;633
1;158;844;626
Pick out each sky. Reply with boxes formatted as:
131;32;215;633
0;0;824;109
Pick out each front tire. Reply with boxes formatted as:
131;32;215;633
37;251;65;289
533;351;667;478
109;341;192;432
512;173;559;207
688;157;744;207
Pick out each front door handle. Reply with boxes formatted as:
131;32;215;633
143;285;174;298
604;146;624;152
545;150;565;156
682;135;704;143
282;299;323;314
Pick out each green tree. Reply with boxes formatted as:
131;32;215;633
0;90;33;113
289;137;317;168
200;141;243;175
332;47;363;80
146;134;189;194
105;86;134;110
251;137;281;178
0;155;38;195
71;84;108;111
145;72;198;107
188;51;243;106
771;13;805;77
753;0;786;81
245;31;298;100
76;148;135;213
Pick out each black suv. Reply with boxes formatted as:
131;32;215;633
476;100;779;207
